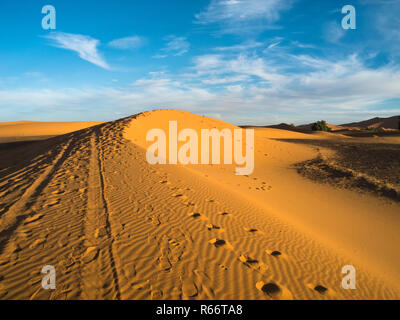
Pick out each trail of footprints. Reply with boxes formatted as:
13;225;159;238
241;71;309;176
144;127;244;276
167;188;334;299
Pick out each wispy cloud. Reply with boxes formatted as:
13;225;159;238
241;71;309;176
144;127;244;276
195;0;295;34
152;54;168;59
3;52;399;124
44;32;110;69
373;0;400;56
108;35;146;50
153;35;190;58
213;40;265;51
164;35;190;56
267;41;281;49
323;21;345;44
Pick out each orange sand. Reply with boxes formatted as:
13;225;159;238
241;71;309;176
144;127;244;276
0;120;103;143
0;110;399;299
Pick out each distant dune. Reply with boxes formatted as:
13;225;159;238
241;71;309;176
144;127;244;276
340;115;400;130
0;120;104;143
0;110;399;300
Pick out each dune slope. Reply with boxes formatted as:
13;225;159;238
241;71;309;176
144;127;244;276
0;121;103;143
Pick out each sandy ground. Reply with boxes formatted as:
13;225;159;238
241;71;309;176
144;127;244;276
0;110;399;300
0;121;103;143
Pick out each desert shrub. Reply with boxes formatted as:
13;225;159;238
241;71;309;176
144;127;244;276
311;120;331;132
365;126;378;132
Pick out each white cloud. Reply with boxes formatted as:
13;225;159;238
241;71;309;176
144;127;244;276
267;41;281;49
195;0;294;33
108;36;146;49
152;54;168;59
44;32;109;69
202;75;249;84
2;50;400;125
323;21;345;44
213;40;265;51
191;53;287;85
163;35;190;56
152;35;190;59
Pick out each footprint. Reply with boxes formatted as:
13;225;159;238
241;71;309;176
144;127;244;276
256;282;280;297
151;289;163;299
60;259;75;270
159;256;171;271
206;223;221;231
266;250;282;257
159;237;172;271
239;255;268;273
184;201;196;207
82;247;99;263
239;254;258;264
314;285;328;294
188;212;208;221
181;278;198;298
244;227;258;233
306;283;333;296
256;281;293;300
206;199;219;204
187;212;201;218
122;263;136;279
209;238;232;249
148;216;161;226
172;194;187;199
194;269;215;299
209;238;225;247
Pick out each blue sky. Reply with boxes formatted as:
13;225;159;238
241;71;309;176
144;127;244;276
0;0;399;125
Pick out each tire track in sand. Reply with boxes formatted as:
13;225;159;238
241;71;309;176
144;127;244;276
80;131;121;299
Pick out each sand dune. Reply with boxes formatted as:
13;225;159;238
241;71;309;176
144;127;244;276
0;120;103;143
341;115;400;130
0;110;399;300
